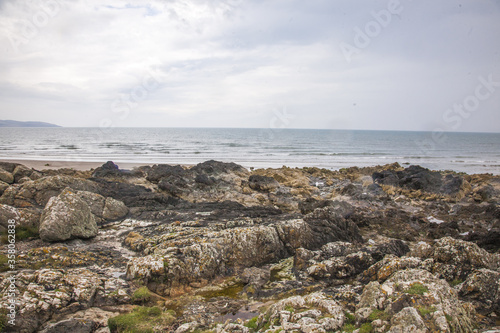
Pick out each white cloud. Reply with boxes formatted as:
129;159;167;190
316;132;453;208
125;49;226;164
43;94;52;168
0;0;499;131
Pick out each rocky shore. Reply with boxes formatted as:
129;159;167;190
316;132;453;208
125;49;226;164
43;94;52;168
0;160;499;333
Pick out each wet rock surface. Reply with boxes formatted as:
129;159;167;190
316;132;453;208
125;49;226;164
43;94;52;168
0;161;499;332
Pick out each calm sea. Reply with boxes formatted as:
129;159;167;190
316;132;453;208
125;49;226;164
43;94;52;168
0;128;499;175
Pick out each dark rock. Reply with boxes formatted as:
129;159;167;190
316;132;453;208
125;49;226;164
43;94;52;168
303;207;363;248
248;175;279;192
39;318;97;333
91;161;140;178
370;239;410;261
427;220;460;239
465;229;500;252
373;165;464;195
190;160;247;175
373;170;399;186
459;268;500;314
195;174;215;185
158;175;188;196
397;165;443;192
299;198;334;215
145;164;185;183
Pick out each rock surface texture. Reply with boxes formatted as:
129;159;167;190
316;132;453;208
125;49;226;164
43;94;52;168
0;161;499;332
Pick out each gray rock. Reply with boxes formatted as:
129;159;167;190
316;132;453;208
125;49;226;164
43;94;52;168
0;204;20;229
39;189;98;242
39;318;97;333
102;197;129;220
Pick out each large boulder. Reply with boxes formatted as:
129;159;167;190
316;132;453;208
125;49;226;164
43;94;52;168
39;189;98;242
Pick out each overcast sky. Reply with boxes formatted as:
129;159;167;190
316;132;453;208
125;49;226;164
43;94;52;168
0;0;499;131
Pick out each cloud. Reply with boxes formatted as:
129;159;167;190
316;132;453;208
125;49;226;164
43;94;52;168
0;0;499;131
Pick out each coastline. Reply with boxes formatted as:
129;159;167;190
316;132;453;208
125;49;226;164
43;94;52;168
0;159;157;171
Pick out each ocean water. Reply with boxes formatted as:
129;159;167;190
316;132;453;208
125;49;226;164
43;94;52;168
0;127;499;175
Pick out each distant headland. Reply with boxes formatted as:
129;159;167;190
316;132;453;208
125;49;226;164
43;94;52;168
0;120;61;127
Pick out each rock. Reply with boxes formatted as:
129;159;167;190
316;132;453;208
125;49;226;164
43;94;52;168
0;268;131;333
248;175;279;192
0;169;14;184
373;165;464;196
102;197;129;220
412;237;498;281
0;161;20;173
0;175;99;207
91;161;118;178
389;307;426;333
255;292;345;332
13;164;34;182
190;160;248;175
465;229;500;252
240;267;270;288
357;268;476;332
0;180;9;195
459;268;500;313
39;318;97;333
145;164;185;183
76;190;106;217
195;174;215;185
39;189;98;242
0;203;20;229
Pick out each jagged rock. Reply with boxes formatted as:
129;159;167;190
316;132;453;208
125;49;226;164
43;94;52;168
373;165;464;196
465;229;500;252
248;175;279;192
459;268;500;313
38;318;97;333
39;189;98;242
13;164;34;182
255;292;345;332
0;180;9;195
240;267;270;288
388;307;426;333
91;161;122;178
412;237;499;281
190;160;248;176
356;268;476;332
0;203;20;230
0;161;20;173
0;268;131;333
195;173;215;185
145;164;185;183
0;175;99;207
0;169;14;184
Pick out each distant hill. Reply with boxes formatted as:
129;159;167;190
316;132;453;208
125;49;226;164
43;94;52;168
0;120;61;127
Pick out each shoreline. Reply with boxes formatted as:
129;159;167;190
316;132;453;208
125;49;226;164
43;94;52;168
0;159;158;171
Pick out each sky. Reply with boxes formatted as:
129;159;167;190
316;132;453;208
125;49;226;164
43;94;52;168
0;0;499;132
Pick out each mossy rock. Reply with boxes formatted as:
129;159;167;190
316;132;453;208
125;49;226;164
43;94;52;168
108;306;175;333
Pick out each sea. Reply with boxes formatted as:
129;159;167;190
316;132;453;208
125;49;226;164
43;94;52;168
0;127;499;175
